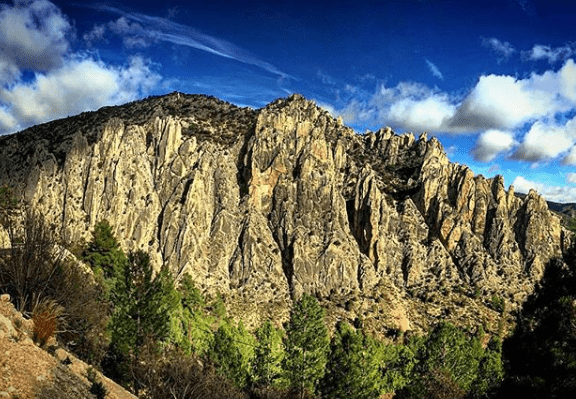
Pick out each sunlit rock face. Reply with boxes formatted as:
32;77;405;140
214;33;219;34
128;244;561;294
0;92;569;334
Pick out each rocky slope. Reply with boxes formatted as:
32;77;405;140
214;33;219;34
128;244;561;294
0;294;136;399
0;92;570;335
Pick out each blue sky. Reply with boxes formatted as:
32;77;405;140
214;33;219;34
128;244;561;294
1;1;576;202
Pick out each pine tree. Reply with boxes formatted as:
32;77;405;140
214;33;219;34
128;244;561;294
470;336;504;397
252;319;286;389
398;322;488;399
209;320;256;388
173;274;213;355
283;293;329;398
423;322;484;391
82;220;127;298
321;322;384;399
108;250;180;355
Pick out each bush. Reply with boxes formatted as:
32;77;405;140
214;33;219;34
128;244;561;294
491;296;506;314
129;337;248;399
86;367;108;399
32;299;63;347
0;211;110;362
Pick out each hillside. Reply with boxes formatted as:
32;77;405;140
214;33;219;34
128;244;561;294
0;92;571;339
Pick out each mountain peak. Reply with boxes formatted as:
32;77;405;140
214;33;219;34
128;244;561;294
0;92;569;336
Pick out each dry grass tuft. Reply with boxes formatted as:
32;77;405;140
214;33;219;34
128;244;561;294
32;299;64;347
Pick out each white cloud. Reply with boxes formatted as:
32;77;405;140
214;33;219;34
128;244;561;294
523;44;575;64
332;59;576;139
84;17;150;48
0;0;71;78
0;56;160;134
425;59;444;80
83;24;107;45
513;176;576;203
471;130;516;162
447;60;576;132
335;81;456;132
386;94;454;132
481;37;515;61
0;0;161;135
567;173;576;184
447;74;559;131
512;117;576;162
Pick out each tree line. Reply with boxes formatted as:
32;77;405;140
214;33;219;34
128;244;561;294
79;220;504;399
0;189;508;398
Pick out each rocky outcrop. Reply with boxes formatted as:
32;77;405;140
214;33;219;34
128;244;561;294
0;294;136;399
0;93;568;334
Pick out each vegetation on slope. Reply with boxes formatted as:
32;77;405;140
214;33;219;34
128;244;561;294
4;192;576;398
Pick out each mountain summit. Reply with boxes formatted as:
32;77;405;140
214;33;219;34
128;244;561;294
0;92;570;335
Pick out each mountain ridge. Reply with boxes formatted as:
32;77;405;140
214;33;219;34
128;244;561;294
0;92;570;337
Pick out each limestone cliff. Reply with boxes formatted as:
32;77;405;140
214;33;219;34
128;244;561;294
0;93;569;335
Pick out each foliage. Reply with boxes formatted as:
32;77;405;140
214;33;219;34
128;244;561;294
208;320;256;389
283;293;329;398
419;368;466;399
380;337;422;393
86;367;108;399
252;320;286;389
129;338;248;399
497;258;576;398
397;322;503;399
321;322;384;399
82;219;127;298
490;295;506;314
470;336;504;398
171;273;215;356
0;211;109;361
567;217;576;235
108;250;181;356
0;184;17;210
179;273;205;310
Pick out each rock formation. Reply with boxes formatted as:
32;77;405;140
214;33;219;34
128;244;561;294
0;92;570;335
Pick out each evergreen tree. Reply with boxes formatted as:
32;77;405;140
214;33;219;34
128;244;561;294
172;273;213;356
470;336;504;398
252;319;286;389
321;322;383;399
397;322;495;399
380;337;422;393
423;322;484;391
82;220;127;297
283;293;329;398
209;320;256;388
108;250;180;355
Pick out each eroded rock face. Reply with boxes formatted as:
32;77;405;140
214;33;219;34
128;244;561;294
0;93;567;333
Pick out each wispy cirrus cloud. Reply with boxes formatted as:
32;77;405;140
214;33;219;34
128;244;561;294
481;37;515;62
425;59;444;80
90;4;294;80
516;0;537;17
